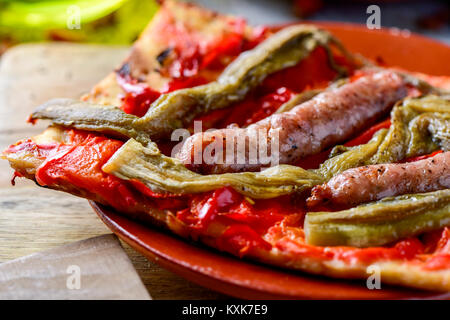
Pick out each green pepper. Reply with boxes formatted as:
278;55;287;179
316;129;388;180
102;138;324;199
317;96;450;180
304;189;450;247
100;95;449;200
404;95;450;113
31;98;153;145
369;104;416;164
30;25;353;140
408;112;450;155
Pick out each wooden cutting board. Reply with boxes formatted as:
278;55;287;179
0;43;225;299
0;234;151;300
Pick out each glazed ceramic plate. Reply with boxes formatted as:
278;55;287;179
91;23;450;299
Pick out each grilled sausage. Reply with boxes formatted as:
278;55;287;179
176;70;409;174
307;151;450;207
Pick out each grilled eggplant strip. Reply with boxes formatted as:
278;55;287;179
30;25;352;141
304;189;450;248
102;138;324;199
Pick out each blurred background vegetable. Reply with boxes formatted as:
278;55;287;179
0;0;448;57
0;0;159;54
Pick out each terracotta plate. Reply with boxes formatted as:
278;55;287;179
91;23;450;299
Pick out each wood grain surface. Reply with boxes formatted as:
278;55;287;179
0;234;151;300
0;43;225;299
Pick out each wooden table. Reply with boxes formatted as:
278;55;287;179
0;43;225;299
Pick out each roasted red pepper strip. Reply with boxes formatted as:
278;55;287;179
9;124;448;268
275;234;425;264
423;228;450;271
403;150;443;163
344;118;391;147
193;46;349;130
218;224;272;257
116;18;264;118
35;131;139;211
175;187;304;256
295;118;392;170
9;17;449;272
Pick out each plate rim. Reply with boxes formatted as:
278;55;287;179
91;202;449;300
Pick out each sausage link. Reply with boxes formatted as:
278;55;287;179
176;70;408;174
307;151;450;207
